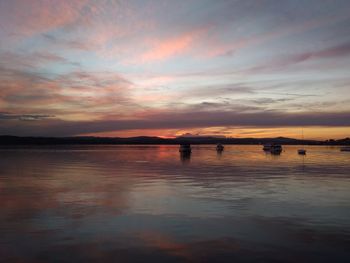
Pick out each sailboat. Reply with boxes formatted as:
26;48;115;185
298;129;306;155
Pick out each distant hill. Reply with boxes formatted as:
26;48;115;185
0;135;349;145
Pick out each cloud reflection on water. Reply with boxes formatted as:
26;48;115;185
0;145;350;262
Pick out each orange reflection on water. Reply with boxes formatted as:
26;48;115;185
1;145;350;262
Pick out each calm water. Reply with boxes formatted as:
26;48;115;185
1;145;350;262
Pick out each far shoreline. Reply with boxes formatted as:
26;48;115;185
0;135;349;146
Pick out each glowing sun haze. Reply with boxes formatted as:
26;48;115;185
0;0;350;139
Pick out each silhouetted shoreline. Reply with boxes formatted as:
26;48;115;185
0;135;349;146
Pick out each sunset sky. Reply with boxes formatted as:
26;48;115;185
0;0;350;139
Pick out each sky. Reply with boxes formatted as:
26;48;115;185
0;0;350;139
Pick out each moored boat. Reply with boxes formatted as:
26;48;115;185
340;146;350;152
263;144;272;151
216;143;224;151
297;129;306;155
298;149;306;155
263;144;282;154
179;144;192;153
270;144;282;154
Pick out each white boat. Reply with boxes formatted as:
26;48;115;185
216;143;224;151
179;144;191;153
340;146;350;152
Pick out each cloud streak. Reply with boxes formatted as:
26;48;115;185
1;110;349;136
0;112;54;121
245;42;350;73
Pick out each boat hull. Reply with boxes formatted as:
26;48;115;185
265;144;282;154
298;149;306;155
179;149;192;153
263;145;272;151
340;147;350;152
179;144;192;153
216;145;224;151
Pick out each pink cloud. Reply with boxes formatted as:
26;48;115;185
0;0;89;38
139;30;205;63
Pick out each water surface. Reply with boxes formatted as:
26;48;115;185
1;145;350;262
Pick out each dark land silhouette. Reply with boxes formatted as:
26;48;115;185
0;135;349;145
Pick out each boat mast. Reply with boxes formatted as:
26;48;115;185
302;128;304;141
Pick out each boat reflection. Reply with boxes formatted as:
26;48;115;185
216;149;223;159
180;152;191;164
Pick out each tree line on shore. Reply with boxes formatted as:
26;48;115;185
0;135;349;145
